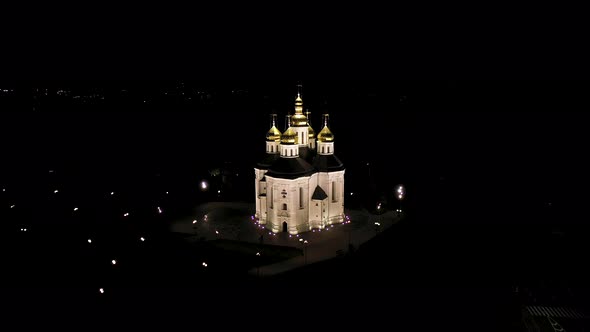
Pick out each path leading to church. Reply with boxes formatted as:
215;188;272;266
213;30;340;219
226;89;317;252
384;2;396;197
169;202;401;276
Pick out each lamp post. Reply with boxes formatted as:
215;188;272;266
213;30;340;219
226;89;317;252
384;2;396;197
303;240;308;265
395;184;405;214
256;251;261;277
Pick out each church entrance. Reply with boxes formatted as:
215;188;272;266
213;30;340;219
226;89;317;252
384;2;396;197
282;222;288;233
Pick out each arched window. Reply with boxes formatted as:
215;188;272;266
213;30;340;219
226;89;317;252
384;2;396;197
299;187;303;209
332;181;338;202
282;203;287;211
321;146;325;154
271;145;274;153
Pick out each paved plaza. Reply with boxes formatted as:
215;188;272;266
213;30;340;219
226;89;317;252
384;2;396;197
170;202;401;276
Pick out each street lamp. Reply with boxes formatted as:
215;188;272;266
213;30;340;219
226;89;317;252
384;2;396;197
395;184;405;213
256;252;261;277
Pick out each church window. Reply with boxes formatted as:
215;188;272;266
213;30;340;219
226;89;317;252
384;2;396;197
332;181;338;202
299;187;303;209
271;145;274;153
269;188;273;209
282;203;287;211
321;146;325;154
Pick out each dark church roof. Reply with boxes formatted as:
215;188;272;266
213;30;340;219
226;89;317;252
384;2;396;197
265;157;316;179
311;185;328;200
256;153;279;169
312;154;345;172
256;148;343;179
298;146;316;164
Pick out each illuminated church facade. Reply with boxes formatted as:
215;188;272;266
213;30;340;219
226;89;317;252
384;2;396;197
254;88;345;234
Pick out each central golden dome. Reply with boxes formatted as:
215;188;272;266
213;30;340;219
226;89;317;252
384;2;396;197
317;126;334;142
266;126;281;141
281;127;298;144
291;113;308;127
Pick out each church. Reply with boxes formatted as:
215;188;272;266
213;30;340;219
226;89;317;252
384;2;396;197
254;87;345;234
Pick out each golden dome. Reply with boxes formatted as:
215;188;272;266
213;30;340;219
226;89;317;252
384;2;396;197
266;126;282;141
317;125;334;142
281;127;298;145
308;125;315;139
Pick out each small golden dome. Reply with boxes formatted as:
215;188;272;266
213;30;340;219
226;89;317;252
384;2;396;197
266;126;282;141
308;125;315;139
281;127;298;145
317;125;334;142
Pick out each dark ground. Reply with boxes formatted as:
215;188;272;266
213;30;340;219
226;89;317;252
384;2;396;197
1;81;589;330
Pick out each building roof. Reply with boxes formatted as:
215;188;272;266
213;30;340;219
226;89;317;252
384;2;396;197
311;185;328;200
265;157;315;179
312;154;345;172
255;153;279;169
298;146;315;164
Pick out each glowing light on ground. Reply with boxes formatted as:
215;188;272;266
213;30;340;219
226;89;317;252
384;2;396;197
192;219;197;224
200;180;209;191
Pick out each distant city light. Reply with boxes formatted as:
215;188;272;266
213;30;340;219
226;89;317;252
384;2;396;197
396;185;405;200
123;213;129;217
165;191;169;195
110;192;115;195
157;206;162;214
375;222;381;226
73;207;79;211
10;204;15;208
88;239;92;244
350;192;353;196
99;288;104;294
49;170;54;173
192;219;197;224
217;190;221;194
140;237;145;242
215;230;219;235
200;180;209;191
256;252;260;256
111;260;117;265
202;262;208;267
2;188;5;192
54;190;59;194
